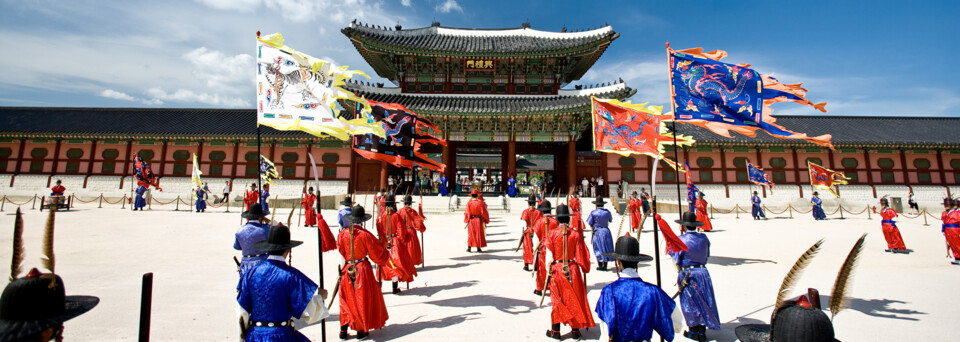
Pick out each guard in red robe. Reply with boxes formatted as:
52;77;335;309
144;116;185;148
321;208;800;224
302;187;318;227
944;198;960;265
464;189;490;253
244;183;259;211
628;192;643;231
569;191;582;217
337;205;392;339
520;195;541;271
376;196;416;293
533;200;557;296
879;198;907;253
695;193;713;232
545;204;596;339
398;195;425;266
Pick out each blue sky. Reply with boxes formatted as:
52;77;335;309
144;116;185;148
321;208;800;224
1;0;957;116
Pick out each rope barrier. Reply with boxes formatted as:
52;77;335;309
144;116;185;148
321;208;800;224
3;195;38;206
149;196;179;205
70;195;103;204
840;206;869;216
761;205;791;215
102;195;127;205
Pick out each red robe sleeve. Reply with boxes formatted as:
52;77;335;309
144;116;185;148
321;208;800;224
362;229;391;266
481;201;490;224
574;229;592;273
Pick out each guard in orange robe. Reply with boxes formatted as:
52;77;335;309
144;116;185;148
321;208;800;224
337;205;392;340
695;193;713;232
944;198;960;265
464;189;490;253
302;187;318;227
545;204;596;339
244;183;259;211
628;192;643;231
520;195;541;271
376;195;416;293
533;200;557;296
879;198;907;253
398;195;425;266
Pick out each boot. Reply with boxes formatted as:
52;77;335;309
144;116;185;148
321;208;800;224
477;248;483;253
392;282;401;294
357;330;368;340
952;258;960;265
571;329;582;339
466;247;472;253
523;264;530;271
534;289;542;296
339;325;349;340
546;323;561;340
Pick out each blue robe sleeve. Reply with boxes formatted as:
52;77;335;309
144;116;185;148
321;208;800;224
653;289;676;341
233;232;242;251
603;210;613;226
237;273;253;313
586;211;597;227
595;285;615;330
287;268;319;317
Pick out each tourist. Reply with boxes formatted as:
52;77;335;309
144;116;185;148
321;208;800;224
134;185;147;211
233;204;270;274
544;204;595;340
244;183;259;211
387;175;396;194
237;224;329;341
377;195;416;293
302;187;318;227
532;200;556;296
412;173;421;195
336;205;392;339
670;212;721;341
596;236;676;342
221;181;230;204
751;191;766;220
879;197;908;253
337;196;353;230
628;192;642;232
195;185;207;213
640;188;652;215
464;189;489;253
420;174;430;195
508;173;517;197
811;192;827;220
440;174;449;196
398;195;425;267
520;194;541;271
597;176;605;197
581;177;589;196
908;191;919;214
589;177;596;197
695;192;713;231
942;198;960;265
587;196;614;271
260;183;271;215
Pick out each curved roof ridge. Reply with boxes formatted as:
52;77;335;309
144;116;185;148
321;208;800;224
346;22;613;39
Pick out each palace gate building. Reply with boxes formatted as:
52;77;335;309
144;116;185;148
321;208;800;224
1;22;960;203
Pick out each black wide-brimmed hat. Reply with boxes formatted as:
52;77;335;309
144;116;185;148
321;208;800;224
254;225;303;252
538;200;552;214
735;301;839;342
384;195;396;206
944;197;952;205
340;196;354;206
0;272;100;342
601;236;653;262
527;194;537;205
241;204;267;220
555;204;572;224
403;195;414;204
592;196;607;206
675;211;704;227
345;205;372;223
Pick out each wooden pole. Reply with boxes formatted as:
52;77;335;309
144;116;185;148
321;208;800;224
138;272;154;342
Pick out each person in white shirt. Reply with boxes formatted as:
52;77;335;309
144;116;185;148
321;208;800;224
222;181;231;204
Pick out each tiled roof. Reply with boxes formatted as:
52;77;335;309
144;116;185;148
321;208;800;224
670;116;960;147
341;82;636;115
0;107;314;139
341;22;618;55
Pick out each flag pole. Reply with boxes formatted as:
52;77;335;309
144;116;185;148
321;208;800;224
255;31;264;224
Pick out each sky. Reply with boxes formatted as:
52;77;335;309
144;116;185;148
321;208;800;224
1;0;957;116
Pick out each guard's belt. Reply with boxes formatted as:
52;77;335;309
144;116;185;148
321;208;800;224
242;253;267;258
881;220;897;225
251;320;293;328
943;224;960;228
346;258;369;264
680;264;706;270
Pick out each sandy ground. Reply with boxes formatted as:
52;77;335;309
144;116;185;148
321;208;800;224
0;201;957;341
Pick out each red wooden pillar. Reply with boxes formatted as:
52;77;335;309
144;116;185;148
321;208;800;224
863;148;874;185
567;141;576;193
51;139;62;175
507;140;516;182
899;148;910;184
232;140;241;178
196;140;204;176
936;149;947;185
379;161;389;190
754;146;763;168
121;139;133;189
791;147;801;185
86;139;98;176
718;146;729;197
14;138;25;176
158;140;168;176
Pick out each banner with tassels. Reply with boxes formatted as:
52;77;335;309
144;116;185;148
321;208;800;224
591;97;694;170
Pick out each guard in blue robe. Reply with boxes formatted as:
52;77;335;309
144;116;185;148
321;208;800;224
586;196;614;271
195;186;207;212
439;176;449;196
260;184;271;215
507;176;517;197
337;196;354;230
134;185;147;210
234;205;270;274
811;192;827;220
669;212;721;341
751;191;765;220
237;225;328;342
596;236;676;342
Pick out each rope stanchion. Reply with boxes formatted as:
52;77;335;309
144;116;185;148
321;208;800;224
175;195;180;211
32;195;37;210
121;194;126;209
1;195;5;212
788;204;793;218
709;204;714;219
838;205;844;219
866;205;871;220
735;204;740;219
98;194;103;208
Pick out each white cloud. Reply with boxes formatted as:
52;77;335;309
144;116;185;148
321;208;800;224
578;58;670;105
146;87;249;107
99;89;137;102
401;0;412;7
196;0;262;11
435;0;462;13
183;47;256;89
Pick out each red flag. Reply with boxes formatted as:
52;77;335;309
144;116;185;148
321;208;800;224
591;97;694;169
808;161;849;197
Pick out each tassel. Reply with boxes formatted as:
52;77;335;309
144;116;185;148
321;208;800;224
654;214;688;254
773;239;823;320
10;208;24;281
830;234;867;321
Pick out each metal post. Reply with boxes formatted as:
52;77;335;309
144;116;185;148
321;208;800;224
176;195;180;211
98;193;103;208
923;209;929;226
788;205;793;218
0;196;5;212
32;195;37;210
866;205;871;220
121;195;126;209
735;205;740;219
139;272;154;342
317;227;327;342
839;205;844;219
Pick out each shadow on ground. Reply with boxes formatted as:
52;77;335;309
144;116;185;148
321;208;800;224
820;295;926;321
401;280;479;297
367;312;482;341
425;294;538;315
708;256;777;266
416;262;475;273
